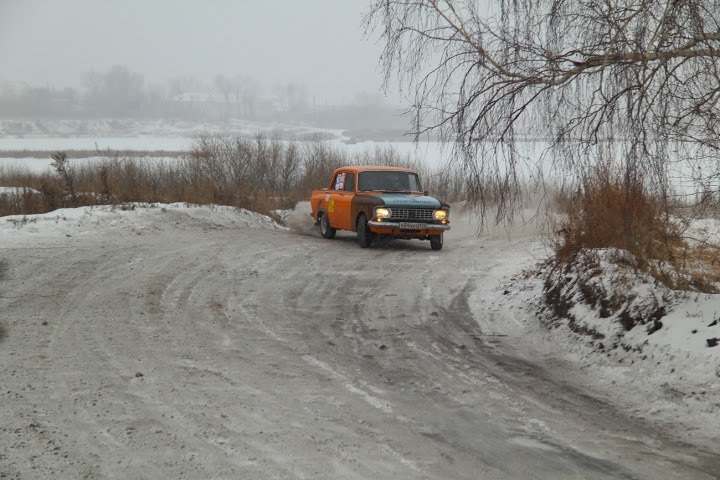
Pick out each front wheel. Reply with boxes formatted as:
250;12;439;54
356;214;373;248
319;213;336;239
430;234;443;251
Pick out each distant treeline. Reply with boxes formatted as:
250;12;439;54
0;66;407;130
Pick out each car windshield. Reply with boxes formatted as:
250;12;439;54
357;171;422;193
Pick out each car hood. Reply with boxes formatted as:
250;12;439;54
375;193;442;208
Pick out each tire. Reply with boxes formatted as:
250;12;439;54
356;214;373;248
430;233;443;251
319;213;336;239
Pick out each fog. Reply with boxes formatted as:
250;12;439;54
0;0;384;105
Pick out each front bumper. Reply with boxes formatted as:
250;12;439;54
367;220;450;236
368;220;450;230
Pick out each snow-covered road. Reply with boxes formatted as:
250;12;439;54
0;204;718;479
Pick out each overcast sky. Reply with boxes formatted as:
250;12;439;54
0;0;386;104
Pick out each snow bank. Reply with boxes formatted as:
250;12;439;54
497;222;720;437
0;203;286;237
0;186;41;195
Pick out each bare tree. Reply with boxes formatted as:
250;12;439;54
365;1;720;221
229;75;261;118
51;151;76;204
274;82;310;112
214;74;232;119
84;66;145;116
167;75;203;98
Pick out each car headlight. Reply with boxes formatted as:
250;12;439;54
375;207;391;219
433;209;448;220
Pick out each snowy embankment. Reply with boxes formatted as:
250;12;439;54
0;203;286;238
496;218;720;439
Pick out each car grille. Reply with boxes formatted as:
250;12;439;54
391;208;434;221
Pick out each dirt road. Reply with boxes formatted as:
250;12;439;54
1;213;718;479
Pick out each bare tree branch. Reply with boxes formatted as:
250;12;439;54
364;0;720;221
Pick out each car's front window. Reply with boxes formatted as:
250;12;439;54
357;171;422;192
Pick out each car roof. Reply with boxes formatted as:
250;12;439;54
335;165;416;174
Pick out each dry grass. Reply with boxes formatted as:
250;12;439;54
669;245;720;289
551;163;720;292
0;260;5;342
0;134;468;218
553;165;682;262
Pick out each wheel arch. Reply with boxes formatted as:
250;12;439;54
351;195;382;232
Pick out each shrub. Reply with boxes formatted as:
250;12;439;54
551;162;719;293
553;163;684;265
50;151;77;204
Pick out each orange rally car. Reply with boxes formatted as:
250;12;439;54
310;166;450;250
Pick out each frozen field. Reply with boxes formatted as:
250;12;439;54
0;136;195;152
0;119;451;173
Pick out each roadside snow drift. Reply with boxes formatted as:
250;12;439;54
0;203;285;237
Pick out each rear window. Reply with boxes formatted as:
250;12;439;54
332;172;347;190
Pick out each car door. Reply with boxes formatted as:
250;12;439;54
325;171;354;231
334;172;355;230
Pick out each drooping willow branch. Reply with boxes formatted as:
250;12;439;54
365;0;720;221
